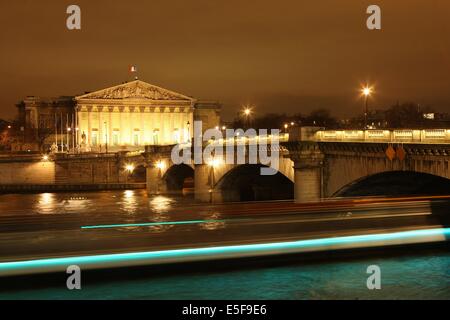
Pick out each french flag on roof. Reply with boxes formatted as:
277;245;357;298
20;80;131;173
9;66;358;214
129;65;137;73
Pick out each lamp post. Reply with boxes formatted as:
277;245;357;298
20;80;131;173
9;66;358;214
67;127;72;153
243;106;252;129
362;86;372;129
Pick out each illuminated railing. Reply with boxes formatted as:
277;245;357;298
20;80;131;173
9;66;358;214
314;129;450;143
208;133;289;146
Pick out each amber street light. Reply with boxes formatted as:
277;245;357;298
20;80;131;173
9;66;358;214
242;106;252;129
361;86;373;129
125;164;135;173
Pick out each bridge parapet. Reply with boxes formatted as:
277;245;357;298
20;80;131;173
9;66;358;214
314;129;450;144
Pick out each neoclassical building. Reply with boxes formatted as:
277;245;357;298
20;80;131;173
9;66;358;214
15;79;220;152
75;80;220;152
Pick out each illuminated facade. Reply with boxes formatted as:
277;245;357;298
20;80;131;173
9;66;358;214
75;80;196;152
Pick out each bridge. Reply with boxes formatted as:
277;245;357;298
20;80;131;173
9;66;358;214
142;127;450;203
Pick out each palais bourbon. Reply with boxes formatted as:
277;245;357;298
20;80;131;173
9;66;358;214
16;80;221;152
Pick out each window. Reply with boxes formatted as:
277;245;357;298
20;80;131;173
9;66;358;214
112;131;119;146
91;132;98;146
153;129;159;145
173;129;180;144
133;133;140;146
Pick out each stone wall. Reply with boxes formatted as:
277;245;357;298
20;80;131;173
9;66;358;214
0;153;146;188
0;160;55;184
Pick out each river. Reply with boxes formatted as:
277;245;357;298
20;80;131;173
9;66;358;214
0;190;448;299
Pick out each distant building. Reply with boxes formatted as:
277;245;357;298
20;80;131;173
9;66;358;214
15;96;75;152
14;79;221;153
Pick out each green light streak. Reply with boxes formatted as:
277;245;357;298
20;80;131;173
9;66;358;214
1;228;449;276
81;219;231;230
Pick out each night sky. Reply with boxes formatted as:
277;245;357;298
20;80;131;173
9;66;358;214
1;1;450;120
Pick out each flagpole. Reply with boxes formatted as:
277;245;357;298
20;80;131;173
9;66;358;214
60;113;63;152
66;114;69;152
72;113;75;153
54;113;57;152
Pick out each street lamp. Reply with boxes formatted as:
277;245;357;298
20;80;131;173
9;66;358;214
125;164;135;183
125;164;135;173
361;86;372;129
242;106;253;129
156;160;165;170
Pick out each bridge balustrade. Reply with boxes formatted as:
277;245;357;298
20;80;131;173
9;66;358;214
314;129;450;144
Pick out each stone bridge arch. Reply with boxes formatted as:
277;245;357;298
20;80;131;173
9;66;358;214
144;139;450;203
211;163;294;202
193;150;294;202
321;143;450;197
162;163;195;193
333;170;450;197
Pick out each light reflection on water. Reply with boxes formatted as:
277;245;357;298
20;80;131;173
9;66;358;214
122;190;139;214
36;193;54;214
149;195;175;214
0;190;192;217
200;212;226;230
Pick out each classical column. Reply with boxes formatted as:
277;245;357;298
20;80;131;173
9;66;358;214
129;107;134;146
140;107;145;146
170;109;175;143
147;107;153;144
87;106;92;146
183;110;190;142
108;107;113;147
159;109;164;145
290;142;325;203
119;106;124;145
98;106;103;148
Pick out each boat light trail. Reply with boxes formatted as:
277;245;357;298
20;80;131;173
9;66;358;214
1;228;449;277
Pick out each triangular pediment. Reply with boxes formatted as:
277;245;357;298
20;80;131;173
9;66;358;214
75;80;194;101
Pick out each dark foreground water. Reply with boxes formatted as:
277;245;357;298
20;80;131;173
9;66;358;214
0;191;448;299
1;248;449;300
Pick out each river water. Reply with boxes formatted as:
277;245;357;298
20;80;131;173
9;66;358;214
1;248;449;299
0;189;191;216
0;190;449;299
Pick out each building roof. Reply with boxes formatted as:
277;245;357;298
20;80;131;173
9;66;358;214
75;80;195;102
